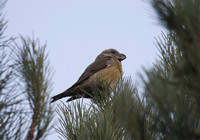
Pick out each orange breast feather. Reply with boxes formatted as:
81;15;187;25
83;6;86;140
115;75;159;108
91;61;123;87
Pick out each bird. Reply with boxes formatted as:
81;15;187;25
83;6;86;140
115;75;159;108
51;48;126;103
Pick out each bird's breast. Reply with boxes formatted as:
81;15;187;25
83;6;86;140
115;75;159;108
91;61;123;87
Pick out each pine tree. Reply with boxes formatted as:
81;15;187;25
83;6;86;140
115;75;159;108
0;1;23;139
12;36;54;140
143;0;200;139
0;1;54;139
56;0;200;139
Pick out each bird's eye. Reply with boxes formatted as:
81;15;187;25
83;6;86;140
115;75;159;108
111;51;116;54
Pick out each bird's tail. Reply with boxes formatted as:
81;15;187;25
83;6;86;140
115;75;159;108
51;89;76;103
51;93;64;103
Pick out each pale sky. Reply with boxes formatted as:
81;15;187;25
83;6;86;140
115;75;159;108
5;0;164;139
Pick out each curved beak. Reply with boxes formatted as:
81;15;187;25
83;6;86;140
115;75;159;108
118;53;126;62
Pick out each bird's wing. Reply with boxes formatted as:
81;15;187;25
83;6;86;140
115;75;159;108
68;56;112;90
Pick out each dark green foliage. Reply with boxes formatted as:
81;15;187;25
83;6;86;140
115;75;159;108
151;0;200;79
56;79;144;140
144;33;200;139
144;0;200;139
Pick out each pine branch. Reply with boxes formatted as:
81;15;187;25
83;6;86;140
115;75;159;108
0;1;24;139
13;36;54;140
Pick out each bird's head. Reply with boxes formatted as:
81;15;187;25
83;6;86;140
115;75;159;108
96;49;126;62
